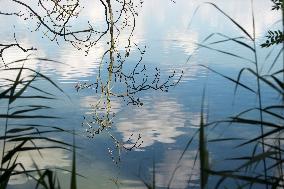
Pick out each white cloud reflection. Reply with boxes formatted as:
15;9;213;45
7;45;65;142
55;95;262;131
165;31;199;55
55;44;105;81
190;0;280;38
137;0;280;50
116;98;186;149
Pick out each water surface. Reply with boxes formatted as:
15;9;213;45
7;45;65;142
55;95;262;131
0;0;282;188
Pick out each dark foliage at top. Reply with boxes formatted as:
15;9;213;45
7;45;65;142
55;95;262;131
261;0;284;47
272;0;284;10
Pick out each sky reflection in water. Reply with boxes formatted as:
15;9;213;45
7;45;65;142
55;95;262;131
0;0;282;188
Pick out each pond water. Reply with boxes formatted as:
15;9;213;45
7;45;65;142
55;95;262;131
0;0;282;188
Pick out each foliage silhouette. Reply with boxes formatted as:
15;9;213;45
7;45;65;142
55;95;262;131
261;0;284;48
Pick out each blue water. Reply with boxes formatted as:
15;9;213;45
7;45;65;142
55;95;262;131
0;0;282;188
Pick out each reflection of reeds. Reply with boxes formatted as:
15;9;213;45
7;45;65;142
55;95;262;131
0;59;77;188
140;157;156;189
199;90;209;189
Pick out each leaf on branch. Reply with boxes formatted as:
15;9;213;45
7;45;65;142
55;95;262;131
261;30;284;48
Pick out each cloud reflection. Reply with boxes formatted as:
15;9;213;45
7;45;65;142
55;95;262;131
55;44;105;81
191;0;280;38
116;98;186;149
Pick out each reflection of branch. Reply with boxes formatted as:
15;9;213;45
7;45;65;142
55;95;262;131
0;11;23;16
0;34;36;67
12;0;92;35
8;0;109;53
108;133;143;164
77;0;145;162
78;1;183;163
